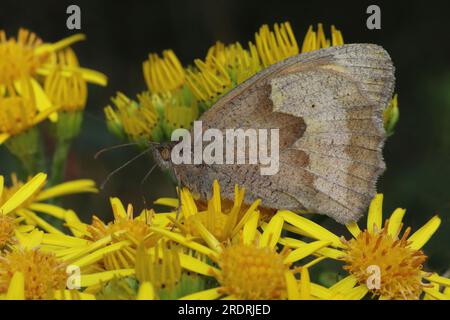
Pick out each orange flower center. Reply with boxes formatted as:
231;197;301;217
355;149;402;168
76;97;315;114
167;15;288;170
0;215;15;248
342;223;427;300
218;243;288;299
0;29;45;85
0;249;67;299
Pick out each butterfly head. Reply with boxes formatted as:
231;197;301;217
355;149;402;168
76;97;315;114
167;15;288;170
150;141;175;170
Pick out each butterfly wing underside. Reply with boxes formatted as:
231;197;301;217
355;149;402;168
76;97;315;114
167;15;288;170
174;44;395;224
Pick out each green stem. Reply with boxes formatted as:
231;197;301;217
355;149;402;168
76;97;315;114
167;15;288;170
49;138;71;187
48;110;83;186
5;128;46;178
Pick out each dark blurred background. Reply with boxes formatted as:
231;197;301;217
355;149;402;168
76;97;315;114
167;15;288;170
0;0;449;272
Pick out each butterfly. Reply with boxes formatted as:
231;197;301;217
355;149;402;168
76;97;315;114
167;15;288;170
152;44;395;224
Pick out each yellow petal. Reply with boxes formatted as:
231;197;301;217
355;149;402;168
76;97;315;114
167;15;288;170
16;225;35;233
242;210;259;245
35;34;86;55
387;208;406;236
154;198;178;208
300;268;311;300
285;271;300;300
29;203;66;219
6;272;25;300
137;282;155;300
31;79;55;118
150;227;216;257
36;180;97;201
231;199;261;237
310;283;333;300
110;197;127;219
0;175;3;199
260;213;284;249
303;256;327;269
284;240;331;264
181;189;198;218
80;269;135;287
345;221;361;238
79;67;108;86
16;208;64;235
179;253;219;276
59;235;112;261
179;287;222;300
279;210;343;247
280;237;343;260
422;288;449;300
367;194;383;233
72;241;130;268
342;285;368;300
42;233;89;247
408;215;441;250
191;218;222;253
330;275;358;294
0;133;9;145
64;209;89;237
15;229;44;250
0;173;47;215
424;272;450;286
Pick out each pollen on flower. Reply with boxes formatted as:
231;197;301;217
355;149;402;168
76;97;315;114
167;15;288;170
85;204;159;270
217;243;289;300
342;220;428;300
180;181;260;243
87;211;154;245
0;249;67;300
0;29;46;86
0;87;40;137
0;215;15;248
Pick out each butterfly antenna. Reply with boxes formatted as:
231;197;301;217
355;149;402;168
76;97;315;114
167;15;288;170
95;142;142;159
139;163;159;221
171;164;183;230
140;163;158;187
100;148;152;189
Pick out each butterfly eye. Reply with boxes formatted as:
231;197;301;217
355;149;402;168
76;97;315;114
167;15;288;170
161;148;171;161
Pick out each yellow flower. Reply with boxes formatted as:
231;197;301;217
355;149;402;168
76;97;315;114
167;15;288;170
186;22;341;106
44;48;87;112
105;89;198;142
156;90;199;135
0;173;98;235
156;180;268;243
151;181;331;300
0;78;57;145
143;50;186;95
281;194;449;300
104;92;160;142
51;198;172;275
0;173;47;217
301;23;344;52
254;22;299;67
0;230;67;300
0;28;106;113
